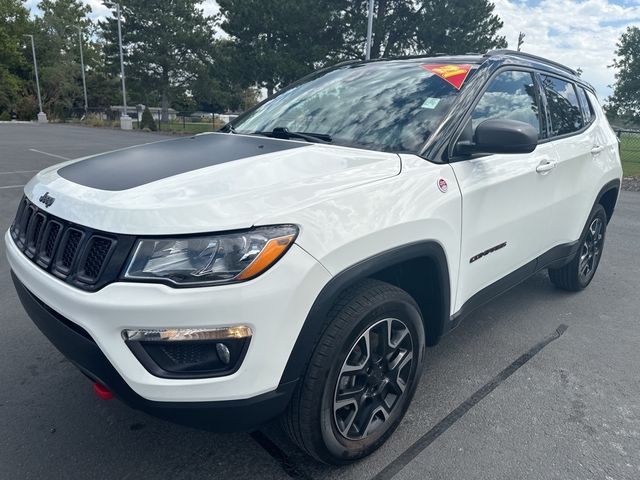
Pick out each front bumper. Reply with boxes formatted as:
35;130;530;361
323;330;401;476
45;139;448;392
6;229;331;406
12;273;297;431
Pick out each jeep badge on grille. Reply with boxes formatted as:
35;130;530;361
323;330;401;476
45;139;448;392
38;192;55;208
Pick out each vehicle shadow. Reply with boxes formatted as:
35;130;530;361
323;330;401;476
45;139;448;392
2;269;576;480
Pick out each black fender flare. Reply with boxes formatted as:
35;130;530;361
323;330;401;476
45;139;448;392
594;178;621;223
279;240;451;385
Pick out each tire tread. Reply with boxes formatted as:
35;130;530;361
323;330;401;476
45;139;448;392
282;279;419;462
548;204;607;292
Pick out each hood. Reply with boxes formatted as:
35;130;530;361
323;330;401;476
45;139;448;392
24;133;401;235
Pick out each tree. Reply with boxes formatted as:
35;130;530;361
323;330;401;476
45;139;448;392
341;0;420;58
140;105;156;130
0;0;34;117
414;0;507;55
100;0;215;122
191;39;261;113
218;0;349;95
219;0;507;95
352;0;507;59
83;46;121;111
607;26;640;124
33;0;97;118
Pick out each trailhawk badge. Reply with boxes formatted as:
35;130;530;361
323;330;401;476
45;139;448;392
437;178;448;193
38;192;55;208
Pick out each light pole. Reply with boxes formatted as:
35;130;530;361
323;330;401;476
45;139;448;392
23;34;47;123
116;2;132;129
77;26;88;116
365;0;375;60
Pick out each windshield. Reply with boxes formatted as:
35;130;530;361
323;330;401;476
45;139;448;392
232;61;475;153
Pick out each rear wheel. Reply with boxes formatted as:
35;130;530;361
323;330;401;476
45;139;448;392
283;279;425;464
549;204;607;291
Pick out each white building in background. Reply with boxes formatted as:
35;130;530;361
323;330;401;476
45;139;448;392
109;105;238;124
190;112;239;124
190;111;214;119
217;114;238;124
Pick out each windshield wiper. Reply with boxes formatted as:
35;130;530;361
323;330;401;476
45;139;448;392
251;127;332;144
221;123;236;134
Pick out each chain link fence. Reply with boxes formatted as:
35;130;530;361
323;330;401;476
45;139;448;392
616;129;640;178
62;107;233;134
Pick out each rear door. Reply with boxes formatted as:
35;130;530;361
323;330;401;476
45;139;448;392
536;75;595;249
450;69;558;312
537;76;611;247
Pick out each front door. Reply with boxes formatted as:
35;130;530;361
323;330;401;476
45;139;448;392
450;69;557;312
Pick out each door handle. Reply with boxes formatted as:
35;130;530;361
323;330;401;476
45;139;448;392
591;145;604;155
536;159;557;174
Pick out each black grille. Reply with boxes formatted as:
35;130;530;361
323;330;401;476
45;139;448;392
10;196;136;291
161;343;215;365
17;205;34;247
42;222;62;263
25;213;45;258
78;236;116;282
58;229;83;271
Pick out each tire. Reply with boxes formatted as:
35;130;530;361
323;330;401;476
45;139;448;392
549;204;607;291
282;279;426;464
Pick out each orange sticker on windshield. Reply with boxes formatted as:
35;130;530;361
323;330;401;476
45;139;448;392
421;64;472;90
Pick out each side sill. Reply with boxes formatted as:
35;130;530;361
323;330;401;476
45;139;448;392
444;178;621;335
444;240;579;336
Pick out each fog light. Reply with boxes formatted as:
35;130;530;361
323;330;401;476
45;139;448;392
122;326;252;379
216;343;231;364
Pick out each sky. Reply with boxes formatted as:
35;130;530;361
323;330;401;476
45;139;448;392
24;0;640;100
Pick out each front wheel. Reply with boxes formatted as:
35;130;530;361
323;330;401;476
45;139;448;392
549;204;607;291
282;279;425;464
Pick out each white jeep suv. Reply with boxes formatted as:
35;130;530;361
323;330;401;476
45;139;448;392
6;50;622;463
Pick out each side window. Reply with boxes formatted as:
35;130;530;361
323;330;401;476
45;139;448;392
540;75;583;136
471;70;541;137
576;87;596;125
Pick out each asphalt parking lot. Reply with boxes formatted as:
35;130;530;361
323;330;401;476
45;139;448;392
1;123;639;479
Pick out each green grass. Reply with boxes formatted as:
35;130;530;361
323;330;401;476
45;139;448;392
620;133;640;177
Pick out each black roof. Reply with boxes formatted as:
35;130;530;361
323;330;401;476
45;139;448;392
483;49;594;92
484;49;577;75
355;49;594;93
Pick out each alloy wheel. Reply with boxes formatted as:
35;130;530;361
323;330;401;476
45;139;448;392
333;318;414;440
579;217;604;280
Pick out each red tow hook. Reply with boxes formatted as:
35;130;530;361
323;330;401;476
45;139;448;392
93;383;114;400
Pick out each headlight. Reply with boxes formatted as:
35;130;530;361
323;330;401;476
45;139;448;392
122;225;298;286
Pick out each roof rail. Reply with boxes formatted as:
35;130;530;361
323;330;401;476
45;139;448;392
484;49;578;76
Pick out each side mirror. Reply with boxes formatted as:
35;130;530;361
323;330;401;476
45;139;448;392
457;119;538;155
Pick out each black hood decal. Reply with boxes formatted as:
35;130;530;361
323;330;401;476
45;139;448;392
57;133;309;191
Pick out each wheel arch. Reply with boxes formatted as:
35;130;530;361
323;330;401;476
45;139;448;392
279;241;451;386
597;179;620;224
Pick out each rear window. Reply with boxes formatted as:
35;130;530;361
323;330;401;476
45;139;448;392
576;87;596;125
540;75;583;136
